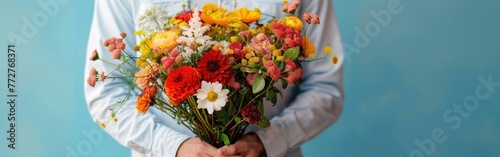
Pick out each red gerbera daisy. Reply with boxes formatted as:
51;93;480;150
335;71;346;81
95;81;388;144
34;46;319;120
197;50;231;84
164;66;201;106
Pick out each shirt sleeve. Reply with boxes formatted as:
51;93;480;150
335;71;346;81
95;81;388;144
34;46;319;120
83;0;190;156
254;0;345;156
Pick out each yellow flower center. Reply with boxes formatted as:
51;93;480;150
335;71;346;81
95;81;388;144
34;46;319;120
207;91;218;102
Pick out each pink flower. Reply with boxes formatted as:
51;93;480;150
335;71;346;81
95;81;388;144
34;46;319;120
161;56;174;70
264;61;281;81
287;5;297;13
286;68;303;84
292;0;300;6
303;12;311;22
170;49;181;58
89;49;99;61
238;30;250;38
285;59;296;71
311;14;320;24
227;75;241;89
104;36;126;60
100;71;106;82
111;49;121;59
120;32;127;38
256;33;267;41
246;74;255;86
87;68;97;87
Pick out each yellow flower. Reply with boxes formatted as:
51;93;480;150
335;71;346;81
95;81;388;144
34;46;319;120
285;16;303;31
134;30;147;36
283;0;288;4
276;56;284;61
201;3;233;26
324;46;332;54
231;36;239;42
229;20;249;31
229;7;262;24
99;123;106;128
301;36;316;58
332;54;339;64
152;30;179;54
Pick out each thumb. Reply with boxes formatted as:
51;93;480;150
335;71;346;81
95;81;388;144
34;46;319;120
218;145;240;155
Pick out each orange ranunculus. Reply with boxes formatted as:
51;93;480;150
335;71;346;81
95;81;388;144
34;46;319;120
136;85;158;115
152;29;179;54
164;66;201;106
301;36;316;58
285;16;303;31
229;7;262;24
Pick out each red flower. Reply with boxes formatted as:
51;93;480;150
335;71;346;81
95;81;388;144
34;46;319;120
164;66;201;106
175;11;203;23
241;104;262;125
197;50;231;84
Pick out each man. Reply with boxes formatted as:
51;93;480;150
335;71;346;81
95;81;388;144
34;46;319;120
84;0;344;156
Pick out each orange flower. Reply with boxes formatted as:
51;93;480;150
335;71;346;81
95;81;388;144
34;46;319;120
136;85;158;115
164;66;201;105
301;36;315;58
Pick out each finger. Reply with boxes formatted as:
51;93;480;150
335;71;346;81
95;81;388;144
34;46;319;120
218;145;239;155
204;144;222;157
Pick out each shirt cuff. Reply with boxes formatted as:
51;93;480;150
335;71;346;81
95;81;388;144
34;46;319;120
152;125;191;157
255;124;288;157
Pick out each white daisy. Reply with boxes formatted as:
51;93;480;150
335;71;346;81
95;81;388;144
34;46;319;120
138;6;168;32
195;81;229;114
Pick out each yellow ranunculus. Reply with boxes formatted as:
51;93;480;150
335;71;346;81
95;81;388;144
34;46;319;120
285;16;303;31
201;3;233;26
152;30;179;54
229;7;262;24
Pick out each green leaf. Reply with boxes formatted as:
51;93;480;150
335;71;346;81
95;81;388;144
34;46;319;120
258;100;264;114
266;90;276;102
252;74;265;93
280;78;288;89
235;116;241;124
239;87;249;95
257;117;270;128
220;133;231;146
283;47;300;60
231;63;242;70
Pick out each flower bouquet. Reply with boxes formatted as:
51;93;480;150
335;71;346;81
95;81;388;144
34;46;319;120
87;0;337;147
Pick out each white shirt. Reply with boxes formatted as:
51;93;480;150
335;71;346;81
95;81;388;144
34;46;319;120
84;0;344;157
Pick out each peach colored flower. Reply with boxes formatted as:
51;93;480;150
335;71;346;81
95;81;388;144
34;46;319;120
87;68;97;87
89;49;99;61
311;14;320;24
302;12;311;22
100;71;106;82
135;61;159;89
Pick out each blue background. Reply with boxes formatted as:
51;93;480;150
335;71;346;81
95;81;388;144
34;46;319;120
1;0;499;156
